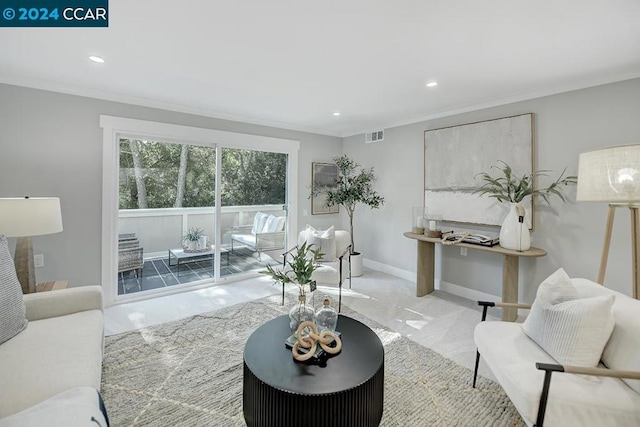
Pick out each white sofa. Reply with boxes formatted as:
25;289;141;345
0;286;105;424
474;277;640;426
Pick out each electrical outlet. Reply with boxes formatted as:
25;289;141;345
34;254;44;268
460;247;467;256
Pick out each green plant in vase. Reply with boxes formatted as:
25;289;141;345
182;227;204;250
473;160;576;251
473;160;576;204
263;241;324;332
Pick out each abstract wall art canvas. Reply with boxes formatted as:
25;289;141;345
424;113;534;228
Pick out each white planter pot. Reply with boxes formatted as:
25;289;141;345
499;203;531;251
350;252;363;277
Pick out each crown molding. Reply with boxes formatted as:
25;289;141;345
341;68;640;137
0;74;342;138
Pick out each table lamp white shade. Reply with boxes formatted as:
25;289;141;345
0;197;63;237
577;144;640;203
0;197;63;294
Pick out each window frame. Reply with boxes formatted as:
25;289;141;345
100;115;299;307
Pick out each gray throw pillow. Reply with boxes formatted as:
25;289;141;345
0;235;28;345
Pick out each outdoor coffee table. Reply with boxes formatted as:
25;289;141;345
168;247;229;275
243;314;384;427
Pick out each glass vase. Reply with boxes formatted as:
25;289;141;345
315;296;338;332
289;294;315;334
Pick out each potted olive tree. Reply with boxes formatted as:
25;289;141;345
311;155;384;276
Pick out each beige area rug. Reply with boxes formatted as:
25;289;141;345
101;294;525;426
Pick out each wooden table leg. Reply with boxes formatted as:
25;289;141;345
502;255;519;321
417;240;435;297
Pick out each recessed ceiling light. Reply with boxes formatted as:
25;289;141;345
89;56;105;63
426;81;438;88
333;112;341;116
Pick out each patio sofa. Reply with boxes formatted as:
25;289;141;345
473;271;640;426
0;280;106;425
230;212;285;258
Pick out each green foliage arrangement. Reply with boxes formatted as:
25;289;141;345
182;227;204;243
119;140;286;209
311;155;385;253
262;242;323;295
473;160;577;204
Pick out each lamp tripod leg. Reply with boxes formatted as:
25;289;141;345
598;205;616;285
631;207;639;299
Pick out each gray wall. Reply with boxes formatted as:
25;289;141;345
344;78;640;300
3;79;639;300
0;83;342;287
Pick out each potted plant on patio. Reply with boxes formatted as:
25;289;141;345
263;241;324;332
182;227;205;251
311;155;384;277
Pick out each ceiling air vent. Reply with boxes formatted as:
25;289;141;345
365;130;384;143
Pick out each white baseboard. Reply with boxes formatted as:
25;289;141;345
363;258;499;302
362;258;414;282
436;280;499;302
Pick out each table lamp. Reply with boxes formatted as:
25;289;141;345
576;144;640;298
0;197;63;294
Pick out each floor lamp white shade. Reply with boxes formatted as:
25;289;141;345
576;144;640;298
577;144;640;202
0;197;63;294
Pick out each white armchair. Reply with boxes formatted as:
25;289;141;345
279;226;351;311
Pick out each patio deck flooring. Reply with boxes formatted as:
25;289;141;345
117;247;280;295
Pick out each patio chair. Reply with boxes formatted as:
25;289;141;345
118;234;143;278
230;212;286;259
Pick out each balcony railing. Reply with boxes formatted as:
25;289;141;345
118;204;285;258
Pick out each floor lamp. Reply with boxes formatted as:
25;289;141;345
0;197;63;294
576;144;640;299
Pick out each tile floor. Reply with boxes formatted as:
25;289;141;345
104;268;501;380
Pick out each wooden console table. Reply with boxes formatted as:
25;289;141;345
404;232;546;321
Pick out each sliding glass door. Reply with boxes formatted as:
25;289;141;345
101;115;300;306
117;139;217;296
220;148;287;280
115;141;288;297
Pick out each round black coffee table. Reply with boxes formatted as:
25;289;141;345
243;314;384;427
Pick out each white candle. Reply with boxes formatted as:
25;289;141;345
428;220;436;231
416;216;423;227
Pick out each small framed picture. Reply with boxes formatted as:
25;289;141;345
311;162;339;215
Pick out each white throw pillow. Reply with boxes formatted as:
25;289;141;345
251;212;269;235
523;268;615;367
301;225;337;262
0;235;28;345
261;215;277;233
273;216;286;232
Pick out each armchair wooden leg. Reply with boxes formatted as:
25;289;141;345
338;281;342;313
282;282;285;306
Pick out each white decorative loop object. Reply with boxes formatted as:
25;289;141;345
499;203;531;251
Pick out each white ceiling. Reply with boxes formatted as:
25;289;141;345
1;1;640;137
